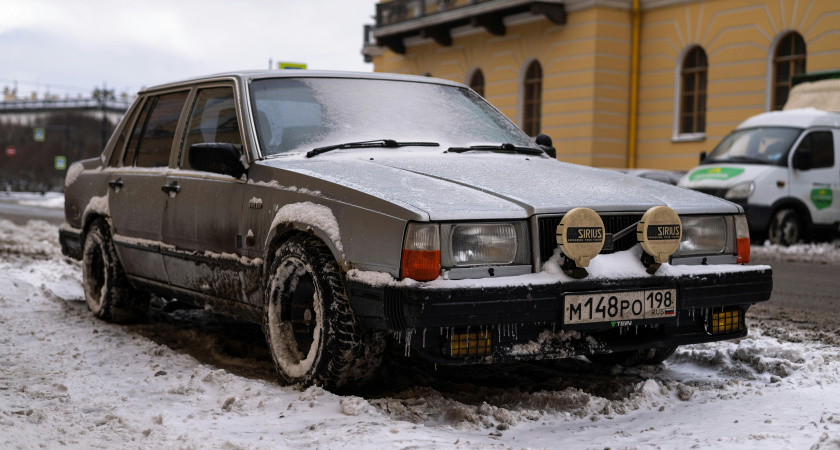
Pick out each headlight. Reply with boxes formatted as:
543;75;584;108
725;182;754;200
675;216;734;256
450;223;517;266
437;221;530;269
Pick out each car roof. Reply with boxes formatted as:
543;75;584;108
738;108;840;129
138;70;466;95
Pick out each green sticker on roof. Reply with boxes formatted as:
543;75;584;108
811;189;833;210
689;167;745;181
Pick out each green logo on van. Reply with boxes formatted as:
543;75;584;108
689;167;745;181
811;189;833;210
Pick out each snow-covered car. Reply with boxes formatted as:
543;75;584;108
59;71;773;390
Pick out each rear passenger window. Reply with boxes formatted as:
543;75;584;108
796;131;834;169
125;91;189;168
108;99;144;167
180;87;242;170
123;99;153;166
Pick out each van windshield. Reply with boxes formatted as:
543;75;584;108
249;77;534;157
705;127;802;166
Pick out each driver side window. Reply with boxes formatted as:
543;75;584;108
180;87;242;170
796;131;834;169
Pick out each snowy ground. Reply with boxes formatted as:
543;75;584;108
2;209;840;448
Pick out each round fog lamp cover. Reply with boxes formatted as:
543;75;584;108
556;207;605;268
637;206;682;263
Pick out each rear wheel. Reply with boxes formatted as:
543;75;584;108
263;234;384;391
82;219;149;323
587;346;678;367
768;208;803;246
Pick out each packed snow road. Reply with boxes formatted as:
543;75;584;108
2;217;840;449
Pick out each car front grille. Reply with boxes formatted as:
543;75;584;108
537;214;643;264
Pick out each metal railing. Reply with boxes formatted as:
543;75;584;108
376;0;494;27
0;97;131;113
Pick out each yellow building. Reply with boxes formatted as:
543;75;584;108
362;0;840;170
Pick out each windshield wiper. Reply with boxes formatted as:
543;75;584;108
447;143;545;156
306;139;439;158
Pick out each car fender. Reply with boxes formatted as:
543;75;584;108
81;194;112;233
769;196;814;228
263;201;346;276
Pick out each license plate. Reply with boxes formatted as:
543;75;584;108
564;289;677;325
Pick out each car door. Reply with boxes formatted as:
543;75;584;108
107;90;190;283
788;129;837;226
160;85;258;306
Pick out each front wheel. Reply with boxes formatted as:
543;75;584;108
82;219;149;323
587;346;678;367
768;208;803;246
263;234;384;391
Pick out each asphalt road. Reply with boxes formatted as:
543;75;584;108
0;195;65;225
750;254;840;330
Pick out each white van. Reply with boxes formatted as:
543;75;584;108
678;107;840;245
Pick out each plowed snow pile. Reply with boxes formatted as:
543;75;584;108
1;217;840;449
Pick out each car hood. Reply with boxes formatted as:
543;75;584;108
260;154;740;221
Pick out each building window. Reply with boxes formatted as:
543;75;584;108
773;32;806;110
680;47;707;135
469;69;485;97
523;61;542;137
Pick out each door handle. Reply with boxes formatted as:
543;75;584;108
108;177;123;189
161;180;180;195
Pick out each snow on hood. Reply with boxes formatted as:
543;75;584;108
259;152;739;220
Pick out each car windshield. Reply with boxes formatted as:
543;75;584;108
249;77;534;157
705;127;802;165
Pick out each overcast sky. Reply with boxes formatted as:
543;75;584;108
1;0;376;99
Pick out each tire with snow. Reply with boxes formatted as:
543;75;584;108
768;208;803;246
587;346;678;367
82;219;150;323
263;234;384;391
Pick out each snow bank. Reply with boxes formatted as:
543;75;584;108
752;240;840;264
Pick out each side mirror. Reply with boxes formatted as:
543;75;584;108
535;134;556;159
793;149;812;171
189;143;246;178
699;151;707;164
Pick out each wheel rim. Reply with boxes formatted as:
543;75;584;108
290;274;316;356
266;258;323;379
781;218;799;245
83;235;107;312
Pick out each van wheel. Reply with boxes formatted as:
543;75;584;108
587;346;678;367
263;234;384;391
82;219;149;323
768;209;803;246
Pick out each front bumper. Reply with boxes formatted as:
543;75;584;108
346;267;772;364
58;223;83;260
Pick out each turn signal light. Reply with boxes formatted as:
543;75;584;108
449;330;492;357
401;223;440;281
401;249;440;281
735;215;750;264
709;309;744;334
